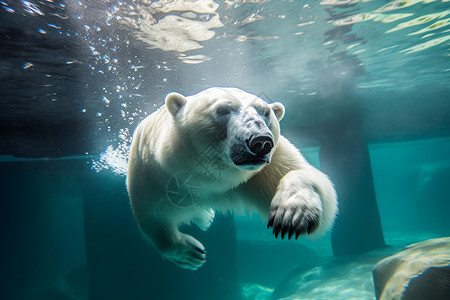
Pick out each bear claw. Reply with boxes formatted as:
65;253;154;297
268;204;321;239
268;182;323;240
195;246;206;254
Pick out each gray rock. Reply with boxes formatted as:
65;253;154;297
272;251;389;300
373;237;450;300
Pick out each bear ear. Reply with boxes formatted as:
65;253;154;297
270;102;285;121
165;92;187;117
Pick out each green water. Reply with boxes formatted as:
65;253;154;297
1;0;449;299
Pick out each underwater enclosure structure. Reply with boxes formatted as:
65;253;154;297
1;1;450;299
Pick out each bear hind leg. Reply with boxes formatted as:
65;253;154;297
139;218;207;270
161;232;207;270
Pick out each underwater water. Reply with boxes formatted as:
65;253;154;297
1;0;450;299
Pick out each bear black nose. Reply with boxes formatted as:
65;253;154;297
247;135;273;156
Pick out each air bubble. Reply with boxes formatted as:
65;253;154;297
23;62;33;69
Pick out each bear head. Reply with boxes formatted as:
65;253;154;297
165;87;285;175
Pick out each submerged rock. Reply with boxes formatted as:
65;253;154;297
272;251;388;300
373;237;450;300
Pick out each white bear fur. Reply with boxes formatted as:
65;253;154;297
127;87;337;270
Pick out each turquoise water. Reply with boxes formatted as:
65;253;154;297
1;0;449;299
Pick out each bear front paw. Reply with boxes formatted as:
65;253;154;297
267;186;323;239
162;234;207;270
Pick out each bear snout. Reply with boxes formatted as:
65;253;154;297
230;133;273;170
246;134;274;156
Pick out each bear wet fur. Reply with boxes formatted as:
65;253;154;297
127;87;338;270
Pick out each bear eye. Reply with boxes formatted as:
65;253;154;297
216;104;239;117
256;107;270;118
216;106;231;116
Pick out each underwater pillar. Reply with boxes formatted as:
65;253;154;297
319;117;385;256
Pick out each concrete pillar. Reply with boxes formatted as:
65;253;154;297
319;117;385;256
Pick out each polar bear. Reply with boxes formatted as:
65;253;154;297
127;87;337;270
